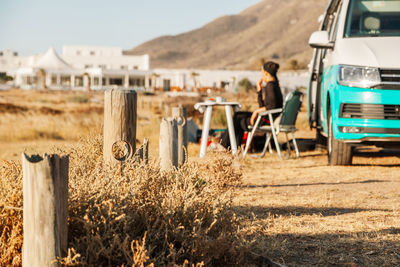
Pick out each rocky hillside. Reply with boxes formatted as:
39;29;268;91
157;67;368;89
126;0;329;70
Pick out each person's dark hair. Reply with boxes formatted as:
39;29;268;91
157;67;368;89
263;61;279;76
263;61;280;83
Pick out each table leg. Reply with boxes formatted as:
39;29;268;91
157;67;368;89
199;106;213;158
225;105;237;155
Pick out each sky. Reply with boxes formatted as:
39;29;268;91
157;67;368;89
0;0;261;56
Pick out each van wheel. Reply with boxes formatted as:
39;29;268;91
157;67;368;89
328;111;353;165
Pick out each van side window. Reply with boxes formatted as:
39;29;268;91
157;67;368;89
330;4;343;41
321;14;336;58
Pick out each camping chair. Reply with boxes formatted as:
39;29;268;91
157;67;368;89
243;90;303;159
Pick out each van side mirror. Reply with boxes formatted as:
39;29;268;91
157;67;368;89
309;31;334;49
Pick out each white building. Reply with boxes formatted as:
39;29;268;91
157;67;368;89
12;46;151;90
0;49;23;75
2;45;308;91
62;46;149;71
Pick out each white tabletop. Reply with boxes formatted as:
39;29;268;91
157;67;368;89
194;101;241;112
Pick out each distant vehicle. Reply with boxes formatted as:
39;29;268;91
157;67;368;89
308;0;400;165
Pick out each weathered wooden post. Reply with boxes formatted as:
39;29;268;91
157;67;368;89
172;106;188;166
159;118;178;170
103;89;137;166
22;153;69;267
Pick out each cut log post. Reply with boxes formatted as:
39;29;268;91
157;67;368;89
172;106;188;166
22;153;69;267
103;89;137;166
159;118;178;170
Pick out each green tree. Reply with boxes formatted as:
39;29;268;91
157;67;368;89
287;59;300;70
238;78;254;93
286;59;307;70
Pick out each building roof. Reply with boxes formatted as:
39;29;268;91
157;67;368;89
35;47;72;70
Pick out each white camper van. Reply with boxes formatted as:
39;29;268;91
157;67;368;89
308;0;400;165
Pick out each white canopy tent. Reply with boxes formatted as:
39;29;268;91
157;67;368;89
15;47;83;90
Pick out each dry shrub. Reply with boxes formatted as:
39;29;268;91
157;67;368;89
0;159;23;266
0;135;245;266
66;136;243;266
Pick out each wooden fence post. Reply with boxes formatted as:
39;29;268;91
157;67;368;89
172;106;188;166
159;118;178;170
103;89;137;166
22;153;69;267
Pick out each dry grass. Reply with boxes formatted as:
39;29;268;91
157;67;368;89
0;135;248;266
0;160;23;266
0;90;103;142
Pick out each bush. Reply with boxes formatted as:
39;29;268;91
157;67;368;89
66;94;89;103
286;59;307;70
0;135;246;266
0;73;13;82
238;78;254;93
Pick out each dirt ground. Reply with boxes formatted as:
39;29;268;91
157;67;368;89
1;90;400;266
235;142;400;266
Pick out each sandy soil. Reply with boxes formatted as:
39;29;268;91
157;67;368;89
234;145;400;266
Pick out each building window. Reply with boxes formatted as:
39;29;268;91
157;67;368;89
25;76;37;85
51;75;57;85
129;78;137;87
75;76;83;87
109;78;123;86
99;64;107;69
0;52;3;56
163;79;171;91
61;76;70;86
84;64;93;69
93;77;99;86
129;77;145;87
13;52;18;56
90;51;95;56
133;66;138;70
76;50;81;55
120;65;128;70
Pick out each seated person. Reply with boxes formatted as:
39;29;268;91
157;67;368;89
221;61;283;150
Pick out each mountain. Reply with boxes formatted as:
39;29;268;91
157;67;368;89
126;0;329;70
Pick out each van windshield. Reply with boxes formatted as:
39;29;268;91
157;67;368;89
345;0;400;37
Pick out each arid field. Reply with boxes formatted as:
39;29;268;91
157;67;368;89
1;89;399;266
